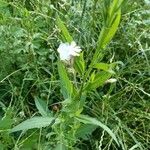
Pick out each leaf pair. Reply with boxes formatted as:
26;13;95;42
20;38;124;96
97;9;121;50
84;71;112;91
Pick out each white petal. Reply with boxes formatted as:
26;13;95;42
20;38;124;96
74;47;81;52
57;43;69;53
70;50;79;56
71;41;76;47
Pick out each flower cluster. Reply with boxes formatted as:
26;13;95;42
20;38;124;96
57;41;81;61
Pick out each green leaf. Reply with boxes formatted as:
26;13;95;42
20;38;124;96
35;97;51;117
97;9;121;49
0;0;8;7
54;143;67;150
76;115;119;146
0;109;13;130
93;63;110;70
58;61;73;99
76;124;97;140
74;53;85;75
109;0;117;15
105;10;121;45
0;117;12;130
84;71;112;91
93;62;115;74
11;116;55;132
107;0;123;26
0;143;5;150
56;15;73;43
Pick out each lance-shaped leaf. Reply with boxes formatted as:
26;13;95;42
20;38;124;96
57;61;73;99
93;62;115;74
35;97;52;117
11;116;55;132
76;115;119;146
56;15;73;43
74;53;85;75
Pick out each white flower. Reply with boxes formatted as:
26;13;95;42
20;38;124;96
57;41;81;61
105;78;117;84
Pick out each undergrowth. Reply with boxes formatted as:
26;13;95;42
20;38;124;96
0;0;149;150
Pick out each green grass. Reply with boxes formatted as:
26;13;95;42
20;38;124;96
0;0;150;150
